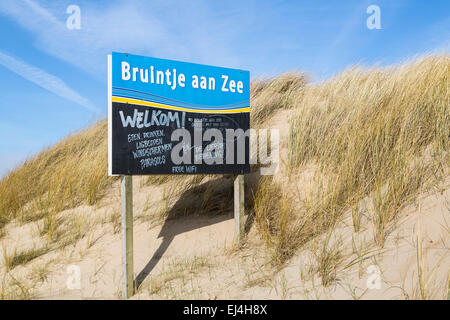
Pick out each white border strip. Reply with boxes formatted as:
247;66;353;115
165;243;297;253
107;54;114;176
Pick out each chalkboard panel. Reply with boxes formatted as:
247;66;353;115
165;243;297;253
108;53;250;175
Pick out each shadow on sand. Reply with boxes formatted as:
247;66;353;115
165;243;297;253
135;176;230;288
135;172;262;289
135;173;261;289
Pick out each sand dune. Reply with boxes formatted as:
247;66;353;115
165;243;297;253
0;54;448;299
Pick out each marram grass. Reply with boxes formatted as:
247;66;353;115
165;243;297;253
0;54;448;271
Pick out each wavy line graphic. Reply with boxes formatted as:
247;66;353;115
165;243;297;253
112;96;250;114
112;86;250;110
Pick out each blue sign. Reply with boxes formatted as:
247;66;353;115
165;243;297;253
108;52;250;175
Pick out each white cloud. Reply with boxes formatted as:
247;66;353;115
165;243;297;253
0;51;100;114
0;0;243;79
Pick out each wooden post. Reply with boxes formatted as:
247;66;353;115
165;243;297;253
234;174;245;243
121;175;134;299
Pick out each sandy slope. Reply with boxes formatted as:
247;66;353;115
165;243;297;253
0;109;448;300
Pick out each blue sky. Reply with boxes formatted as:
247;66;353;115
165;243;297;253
0;0;449;177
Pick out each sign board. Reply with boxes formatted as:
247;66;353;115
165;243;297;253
108;52;250;175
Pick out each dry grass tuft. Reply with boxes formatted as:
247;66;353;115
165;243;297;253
288;54;449;247
252;54;448;266
0;273;35;299
0;120;116;229
2;244;49;272
313;233;344;287
251;72;308;125
253;177;298;264
140;255;211;297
